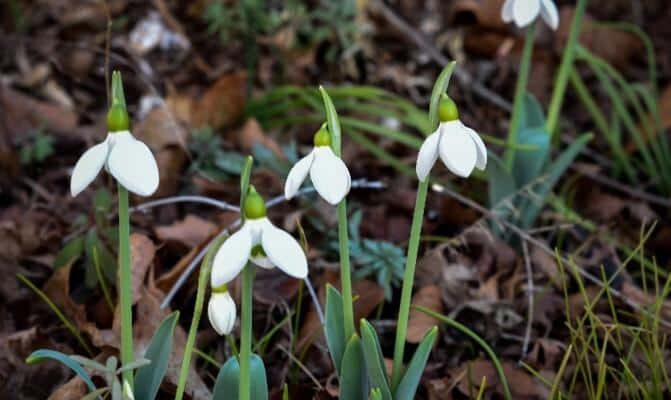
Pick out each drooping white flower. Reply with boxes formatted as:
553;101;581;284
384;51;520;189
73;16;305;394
284;125;351;205
210;189;308;289
416;96;487;181
70;130;160;197
208;290;237;335
501;0;559;30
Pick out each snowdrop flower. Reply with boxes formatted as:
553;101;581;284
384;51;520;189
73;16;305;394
501;0;559;30
211;187;308;289
416;95;487;181
208;288;237;335
70;102;159;197
284;125;351;205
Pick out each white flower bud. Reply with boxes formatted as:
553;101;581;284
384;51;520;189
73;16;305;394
208;291;237;335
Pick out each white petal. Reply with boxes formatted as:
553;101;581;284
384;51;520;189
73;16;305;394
464;126;487;170
438;121;477;178
415;129;442;182
107;131;159;196
208;292;236;335
261;222;307;279
501;0;515;22
70;137;109;196
211;226;253;287
513;0;541;28
285;151;314;200
309;147;351;205
540;0;559;30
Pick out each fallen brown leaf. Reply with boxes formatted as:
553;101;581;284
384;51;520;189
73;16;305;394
129;233;156;304
47;377;86;400
407;285;443;343
155;214;218;248
236;118;285;160
191;72;247;130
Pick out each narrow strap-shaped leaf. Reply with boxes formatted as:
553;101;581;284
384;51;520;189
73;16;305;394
325;284;346;374
134;311;179;400
518;133;592;229
520;92;545;129
393;327;437;400
213;354;268;400
319;86;342;156
81;388;109;400
512;127;551;187
360;320;392;400
26;349;97;393
369;388;383;400
340;335;368;400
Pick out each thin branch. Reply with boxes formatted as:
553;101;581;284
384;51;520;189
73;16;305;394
367;0;512;111
520;240;534;360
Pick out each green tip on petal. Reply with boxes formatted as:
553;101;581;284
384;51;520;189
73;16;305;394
438;94;459;122
313;125;331;147
211;284;229;294
243;186;267;219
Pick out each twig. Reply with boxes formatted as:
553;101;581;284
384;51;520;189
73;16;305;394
429;183;671;329
569;164;671;208
367;0;512;111
520;240;534;360
132;196;240;213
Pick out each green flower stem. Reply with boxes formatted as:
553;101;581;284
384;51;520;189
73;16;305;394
338;199;356;340
175;233;229;400
503;22;537;170
117;184;134;389
390;179;429;390
239;265;255;400
546;0;588;137
415;305;512;400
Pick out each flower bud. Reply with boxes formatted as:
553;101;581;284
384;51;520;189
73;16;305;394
208;290;236;335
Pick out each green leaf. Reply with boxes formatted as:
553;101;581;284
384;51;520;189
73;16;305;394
512;127;551;187
360;320;392;400
81;388;109;400
54;237;84;269
26;349;97;393
319;86;342;156
428;62;457;131
393;327;437;400
134;311;179;400
213;354;268;400
325;284;346;374
518;133;592;229
487;153;516;207
369;388;383;400
340;335;369;400
520;92;545;129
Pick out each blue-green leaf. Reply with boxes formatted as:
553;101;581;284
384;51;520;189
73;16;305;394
54;237;84;269
134;311;179;400
325;284;346;374
26;349;97;393
360;320;392;400
213;354;268;400
487;153;516;207
393;327;437;400
518;133;592;229
520;92;545;129
340;335;368;400
512;127;551;187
